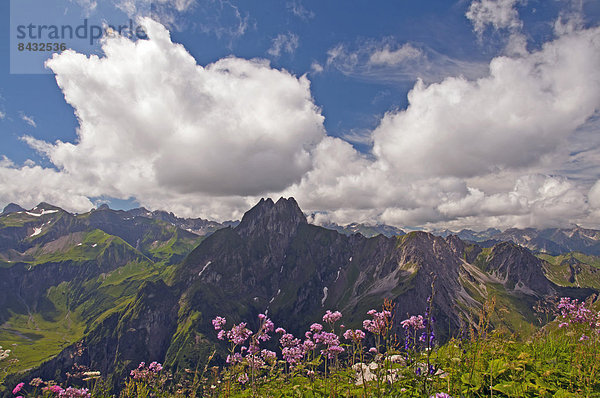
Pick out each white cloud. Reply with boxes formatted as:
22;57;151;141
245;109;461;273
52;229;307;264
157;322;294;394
466;0;523;36
21;114;37;128
371;26;600;179
0;158;95;212
325;40;487;83
310;61;324;74
2;15;599;230
285;24;600;229
368;43;422;66
268;33;299;57
0;18;324;217
0;111;5;120
196;0;250;43
287;0;314;20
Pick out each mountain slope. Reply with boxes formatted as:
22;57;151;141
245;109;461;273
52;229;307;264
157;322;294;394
2;198;599;394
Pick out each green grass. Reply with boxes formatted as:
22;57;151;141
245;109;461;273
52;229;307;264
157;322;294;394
538;252;600;289
0;311;84;375
0;258;166;381
15;229;139;266
6;297;598;398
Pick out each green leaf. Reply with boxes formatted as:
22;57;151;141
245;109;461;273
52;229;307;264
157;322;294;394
488;358;509;378
492;381;520;395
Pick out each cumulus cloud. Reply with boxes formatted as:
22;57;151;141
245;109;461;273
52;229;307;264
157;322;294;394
0;18;324;216
371;26;600;179
0;156;95;212
466;0;528;56
268;33;299;57
285;23;600;229
1;10;599;230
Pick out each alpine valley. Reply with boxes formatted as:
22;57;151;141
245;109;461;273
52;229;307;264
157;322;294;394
1;197;600;394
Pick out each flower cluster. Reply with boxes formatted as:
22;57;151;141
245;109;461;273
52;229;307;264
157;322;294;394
0;345;11;361
363;309;392;334
212;316;226;330
323;310;342;324
13;381;91;398
42;385;64;394
57;387;91;398
556;297;600;341
227;322;253;345
400;315;425;331
130;361;163;381
343;329;366;342
557;297;598;327
13;382;24;395
313;330;344;359
213;307;412;386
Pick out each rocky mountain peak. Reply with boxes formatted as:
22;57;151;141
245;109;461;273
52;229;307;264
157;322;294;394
445;234;466;257
2;203;25;215
36;202;62;210
486;242;554;295
235;197;307;239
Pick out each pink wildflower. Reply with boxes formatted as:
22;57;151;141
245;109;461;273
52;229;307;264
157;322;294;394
401;315;425;330
237;373;249;384
323;310;342;324
59;387;91;398
12;383;24;395
226;322;253;345
343;329;366;341
364;310;393;334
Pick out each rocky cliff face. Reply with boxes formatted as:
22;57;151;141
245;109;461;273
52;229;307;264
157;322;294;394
483;242;555;295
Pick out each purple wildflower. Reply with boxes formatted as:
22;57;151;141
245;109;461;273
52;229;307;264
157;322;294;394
227;323;253;345
212;316;226;330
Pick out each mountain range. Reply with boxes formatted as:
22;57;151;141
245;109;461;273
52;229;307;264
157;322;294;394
1;198;599;394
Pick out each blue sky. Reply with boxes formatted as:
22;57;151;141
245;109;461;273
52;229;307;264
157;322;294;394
1;0;600;230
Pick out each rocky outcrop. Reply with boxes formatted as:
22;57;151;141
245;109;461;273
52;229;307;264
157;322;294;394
1;203;25;215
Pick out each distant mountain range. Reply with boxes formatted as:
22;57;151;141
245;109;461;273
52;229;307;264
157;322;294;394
319;222;406;238
1;199;599;394
432;226;600;256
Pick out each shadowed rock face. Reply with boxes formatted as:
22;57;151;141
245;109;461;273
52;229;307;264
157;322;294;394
485;242;555;295
236;197;307;239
